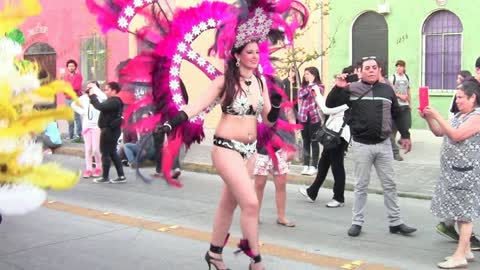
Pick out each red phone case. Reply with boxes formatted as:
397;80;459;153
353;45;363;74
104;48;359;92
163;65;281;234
419;87;429;112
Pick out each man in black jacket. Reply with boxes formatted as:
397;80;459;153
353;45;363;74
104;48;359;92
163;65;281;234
330;57;416;237
89;82;126;184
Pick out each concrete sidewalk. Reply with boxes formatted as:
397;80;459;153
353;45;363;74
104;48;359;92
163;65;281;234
55;128;442;199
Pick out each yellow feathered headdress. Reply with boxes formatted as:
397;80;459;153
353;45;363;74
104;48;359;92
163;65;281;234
0;0;81;216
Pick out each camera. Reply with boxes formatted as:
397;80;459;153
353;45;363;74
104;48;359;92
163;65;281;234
346;74;359;83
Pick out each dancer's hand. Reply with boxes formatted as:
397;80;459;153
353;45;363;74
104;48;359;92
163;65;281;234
270;93;282;108
154;122;172;136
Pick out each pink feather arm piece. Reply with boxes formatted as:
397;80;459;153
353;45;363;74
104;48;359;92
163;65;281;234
161;128;184;188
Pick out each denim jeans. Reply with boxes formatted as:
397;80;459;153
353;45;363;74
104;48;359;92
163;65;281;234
65;98;82;139
351;139;403;226
390;106;411;155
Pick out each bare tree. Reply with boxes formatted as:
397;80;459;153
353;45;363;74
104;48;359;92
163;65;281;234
275;1;339;88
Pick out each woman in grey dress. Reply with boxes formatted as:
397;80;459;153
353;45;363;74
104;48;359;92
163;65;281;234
420;79;480;269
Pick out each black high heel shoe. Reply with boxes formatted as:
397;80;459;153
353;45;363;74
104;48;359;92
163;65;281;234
234;239;265;270
248;254;263;270
205;234;231;270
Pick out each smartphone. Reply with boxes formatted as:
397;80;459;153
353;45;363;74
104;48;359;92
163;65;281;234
419;86;429;112
346;74;359;83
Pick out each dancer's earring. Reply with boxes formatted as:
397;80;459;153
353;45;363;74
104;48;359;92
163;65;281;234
236;59;240;67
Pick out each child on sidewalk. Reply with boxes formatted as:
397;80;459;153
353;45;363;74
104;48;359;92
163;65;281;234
71;81;106;178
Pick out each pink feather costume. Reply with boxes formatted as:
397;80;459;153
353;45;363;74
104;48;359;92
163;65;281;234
86;0;309;186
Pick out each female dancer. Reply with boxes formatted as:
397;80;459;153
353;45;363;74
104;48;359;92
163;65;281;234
157;40;280;270
85;1;310;268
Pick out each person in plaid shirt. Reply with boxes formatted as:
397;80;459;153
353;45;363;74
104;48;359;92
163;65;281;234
298;66;324;175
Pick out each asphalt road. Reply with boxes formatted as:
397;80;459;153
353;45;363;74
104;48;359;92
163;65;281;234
0;154;478;270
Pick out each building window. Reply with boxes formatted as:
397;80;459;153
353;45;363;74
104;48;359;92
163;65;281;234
352;11;389;75
80;34;106;85
24;42;57;83
422;10;463;91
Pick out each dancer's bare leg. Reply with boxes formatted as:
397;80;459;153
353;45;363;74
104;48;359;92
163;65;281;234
273;174;290;224
254;175;268;216
212;147;263;269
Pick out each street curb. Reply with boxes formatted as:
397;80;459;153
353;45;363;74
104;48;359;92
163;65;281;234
182;162;432;200
54;146;432;201
54;146;84;158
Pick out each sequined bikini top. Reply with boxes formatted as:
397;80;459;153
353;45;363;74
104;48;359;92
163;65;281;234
221;76;264;116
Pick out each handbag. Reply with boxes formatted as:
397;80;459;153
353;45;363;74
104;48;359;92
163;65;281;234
314;122;346;150
314;85;373;149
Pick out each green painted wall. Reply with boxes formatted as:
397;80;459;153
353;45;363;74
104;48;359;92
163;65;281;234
327;0;480;128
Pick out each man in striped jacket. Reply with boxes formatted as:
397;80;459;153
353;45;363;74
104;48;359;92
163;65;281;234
329;56;416;237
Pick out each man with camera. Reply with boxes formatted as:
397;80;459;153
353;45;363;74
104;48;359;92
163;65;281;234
330;57;415;237
88;82;126;184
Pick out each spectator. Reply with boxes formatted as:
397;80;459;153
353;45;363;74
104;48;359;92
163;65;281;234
119;122;139;166
389;60;412;161
38;121;62;155
330;56;416;237
420;79;480;268
297;66;323;176
71;81;106;178
123;113;156;168
298;66;352;208
88;81;126;184
449;70;472;116
282;67;300;111
33;103;62;154
475;57;480;82
62;59;83;140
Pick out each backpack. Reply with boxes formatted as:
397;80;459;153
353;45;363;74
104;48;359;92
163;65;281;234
392;73;410;85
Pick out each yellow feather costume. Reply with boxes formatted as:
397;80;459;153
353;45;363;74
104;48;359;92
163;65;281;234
0;0;80;215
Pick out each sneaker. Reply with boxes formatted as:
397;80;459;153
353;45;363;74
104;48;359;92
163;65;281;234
300;166;309;175
151;173;163;179
172;168;181;179
307;166;317;176
326;199;345;208
393;153;404;161
471;233;480;251
121;159;129;167
92;168;102;177
298;187;314;203
93;177;109;183
71;136;84;144
82;170;92;178
110;176;127;184
435;222;459;241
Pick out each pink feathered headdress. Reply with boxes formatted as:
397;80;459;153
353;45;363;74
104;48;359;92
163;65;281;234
86;0;310;186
